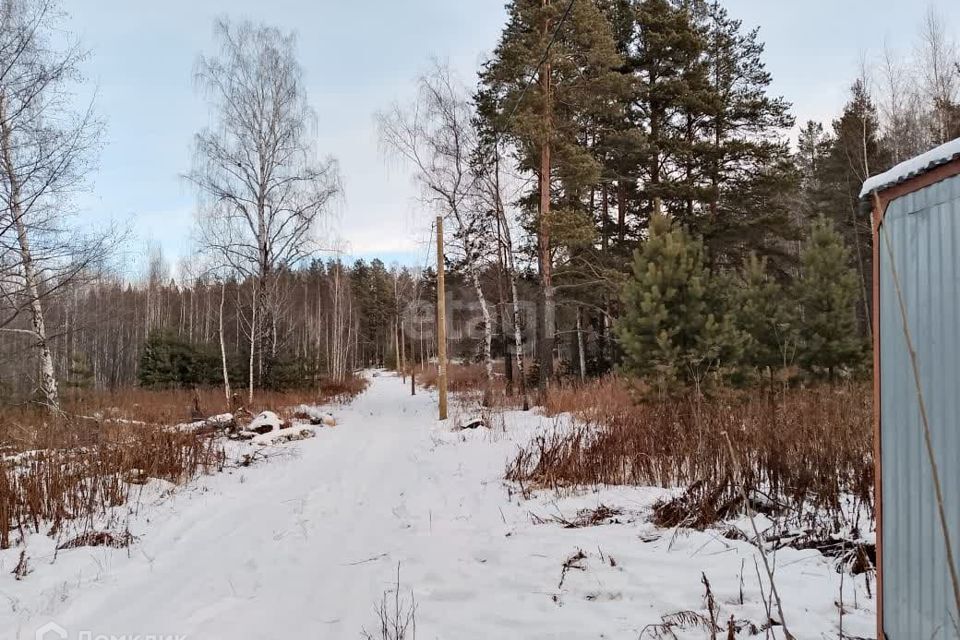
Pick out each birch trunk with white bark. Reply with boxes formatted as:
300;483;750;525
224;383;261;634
219;280;231;404
490;151;528;411
0;96;59;411
467;260;494;406
248;278;257;404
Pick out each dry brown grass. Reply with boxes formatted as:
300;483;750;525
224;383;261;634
0;374;368;550
0;374;368;438
414;362;531;410
416;362;490;393
507;376;874;531
0;420;225;549
317;375;370;404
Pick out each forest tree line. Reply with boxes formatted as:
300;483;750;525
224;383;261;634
1;0;959;406
0;254;422;398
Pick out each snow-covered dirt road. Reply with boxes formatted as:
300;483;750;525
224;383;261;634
2;373;875;639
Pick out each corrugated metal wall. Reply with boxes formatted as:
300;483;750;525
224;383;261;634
880;173;960;639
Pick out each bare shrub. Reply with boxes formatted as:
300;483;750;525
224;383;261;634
534;504;624;528
362;564;417;640
11;549;29;580
57;530;136;550
558;549;587;589
639;573;767;639
639;610;715;639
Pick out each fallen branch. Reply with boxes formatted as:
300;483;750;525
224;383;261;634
558;549;587;590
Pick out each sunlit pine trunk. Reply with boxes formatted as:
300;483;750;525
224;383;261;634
537;0;555;394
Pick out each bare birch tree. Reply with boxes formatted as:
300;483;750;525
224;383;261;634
476;143;530;410
878;42;928;163
188;18;340;401
0;0;107;411
217;278;231;403
918;7;960;144
377;62;497;404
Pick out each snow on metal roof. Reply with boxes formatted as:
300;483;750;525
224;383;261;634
860;137;960;198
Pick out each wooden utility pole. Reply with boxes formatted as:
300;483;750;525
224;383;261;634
436;215;448;420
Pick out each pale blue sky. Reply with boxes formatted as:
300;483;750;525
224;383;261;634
70;0;960;273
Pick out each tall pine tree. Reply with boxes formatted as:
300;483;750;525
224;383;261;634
478;0;626;388
815;80;891;337
612;1;797;268
696;1;797;270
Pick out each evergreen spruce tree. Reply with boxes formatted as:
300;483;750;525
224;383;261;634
348;258;396;366
797;121;827;196
138;331;209;388
138;331;170;388
794;217;863;378
350;259;374;364
615;212;741;388
66;355;95;390
795;121;830;242
734;253;794;375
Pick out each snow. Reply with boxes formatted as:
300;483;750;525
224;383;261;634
291;404;336;426
860;136;960;197
249;425;316;446
174;413;234;433
247;410;282;433
0;373;875;639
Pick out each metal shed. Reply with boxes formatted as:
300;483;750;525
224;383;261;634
862;138;960;639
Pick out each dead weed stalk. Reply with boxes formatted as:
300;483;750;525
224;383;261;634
363;563;417;640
